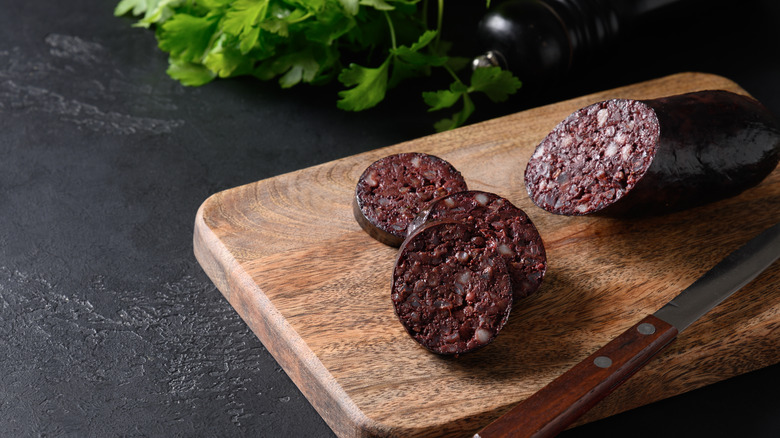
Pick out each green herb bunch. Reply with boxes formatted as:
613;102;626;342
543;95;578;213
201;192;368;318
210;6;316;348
114;0;521;131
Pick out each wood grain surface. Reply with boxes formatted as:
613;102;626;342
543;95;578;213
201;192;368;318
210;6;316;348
193;72;780;437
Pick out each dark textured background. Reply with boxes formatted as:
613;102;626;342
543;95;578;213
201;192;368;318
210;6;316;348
1;0;778;436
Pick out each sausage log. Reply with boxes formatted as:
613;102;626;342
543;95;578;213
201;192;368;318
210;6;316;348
524;90;780;216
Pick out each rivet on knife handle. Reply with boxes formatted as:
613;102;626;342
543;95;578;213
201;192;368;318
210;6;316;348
474;315;678;438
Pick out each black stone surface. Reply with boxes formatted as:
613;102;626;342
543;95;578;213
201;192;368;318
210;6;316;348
1;0;778;437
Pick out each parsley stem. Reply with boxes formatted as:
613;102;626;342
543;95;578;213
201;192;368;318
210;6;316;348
443;64;462;85
288;12;313;24
384;11;397;51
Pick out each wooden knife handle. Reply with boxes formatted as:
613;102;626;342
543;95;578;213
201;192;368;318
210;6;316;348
474;314;678;438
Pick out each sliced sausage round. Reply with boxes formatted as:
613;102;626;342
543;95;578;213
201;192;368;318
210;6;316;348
392;221;513;355
354;152;468;245
408;190;546;300
524;90;780;216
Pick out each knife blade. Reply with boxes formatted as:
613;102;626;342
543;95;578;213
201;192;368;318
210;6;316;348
474;221;780;438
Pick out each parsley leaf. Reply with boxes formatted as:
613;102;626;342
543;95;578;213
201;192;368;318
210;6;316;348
424;66;521;131
360;0;395;10
470;66;522;102
433;93;474;132
203;34;254;78
167;59;217;86
339;0;359;16
114;0;152;17
423;81;468;111
255;49;321;87
388;29;446;87
157;13;219;63
336;57;390;111
137;0;184;28
222;0;269;53
390;30;446;67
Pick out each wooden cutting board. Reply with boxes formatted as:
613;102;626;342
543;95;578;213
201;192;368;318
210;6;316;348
193;72;780;437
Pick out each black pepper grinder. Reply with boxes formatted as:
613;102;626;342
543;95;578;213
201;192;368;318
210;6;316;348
474;0;698;85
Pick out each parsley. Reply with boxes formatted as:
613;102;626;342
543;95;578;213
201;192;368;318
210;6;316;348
424;66;522;131
115;0;521;130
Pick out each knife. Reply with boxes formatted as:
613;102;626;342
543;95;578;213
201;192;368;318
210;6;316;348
475;221;780;438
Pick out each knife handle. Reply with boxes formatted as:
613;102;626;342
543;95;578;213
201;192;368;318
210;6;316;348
474;314;678;438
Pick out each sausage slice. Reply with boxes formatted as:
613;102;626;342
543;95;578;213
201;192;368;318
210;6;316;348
354;152;468;245
392;221;513;355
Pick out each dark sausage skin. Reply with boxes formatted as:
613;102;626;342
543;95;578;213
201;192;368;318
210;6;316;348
524;90;780;216
408;190;546;300
392;221;513;355
354;152;468;245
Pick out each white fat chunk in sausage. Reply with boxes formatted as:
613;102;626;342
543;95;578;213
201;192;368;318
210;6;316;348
456;270;471;284
497;243;514;256
365;171;379;187
621;145;634;161
597;108;610;126
604;142;619;158
532;145;546;159
475;328;492;344
422;170;438;180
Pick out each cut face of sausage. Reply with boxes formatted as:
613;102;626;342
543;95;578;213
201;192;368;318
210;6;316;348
392;221;513;355
525;90;780;216
409;191;546;300
525;99;659;215
354;152;468;246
